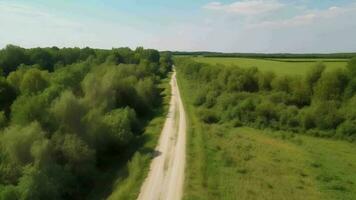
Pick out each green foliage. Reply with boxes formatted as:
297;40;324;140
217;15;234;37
313;69;348;101
0;45;172;199
0;77;16;113
0;185;19;200
16;165;67;200
19;68;49;94
176;58;356;200
60;134;96;176
336;120;356;139
0;45;27;75
11;95;48;126
0;111;6;129
51;90;87;134
346;57;356;77
176;57;356;140
102;108;136;147
1;122;45;166
258;71;275;90
305;63;325;89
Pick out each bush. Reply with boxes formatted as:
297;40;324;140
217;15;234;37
199;109;220;124
336;120;356;138
313;70;348;101
11;94;48;126
61;134;96;176
311;101;343;130
102;108;137;147
258;71;275;91
272;75;293;93
255;100;279;127
0;77;17;113
305;62;325;93
19;68;49;94
193;89;207;106
0;185;19;200
0;111;6;129
51;90;87;134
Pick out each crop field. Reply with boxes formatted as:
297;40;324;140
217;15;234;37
192;57;348;75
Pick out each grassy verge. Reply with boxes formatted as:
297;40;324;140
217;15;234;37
90;74;172;200
176;69;356;200
176;70;209;200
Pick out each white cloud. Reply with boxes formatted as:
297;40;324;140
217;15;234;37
248;5;356;28
203;0;284;15
0;2;148;49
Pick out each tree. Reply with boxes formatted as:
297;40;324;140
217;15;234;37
20;68;49;94
305;62;325;93
272;75;293;93
51;91;87;134
0;111;7;129
313;70;348;101
0;77;16;114
346;57;356;77
1;122;45;166
17;166;62;200
28;48;54;71
102;108;137;147
0;45;28;75
258;71;275;91
337;120;356;138
61;134;95;176
11;94;47;126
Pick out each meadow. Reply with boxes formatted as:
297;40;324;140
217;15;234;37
192;57;348;75
176;57;356;200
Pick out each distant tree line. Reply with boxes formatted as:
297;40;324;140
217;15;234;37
0;45;172;199
171;51;356;59
176;57;356;141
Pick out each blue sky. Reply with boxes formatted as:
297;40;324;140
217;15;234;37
1;0;356;53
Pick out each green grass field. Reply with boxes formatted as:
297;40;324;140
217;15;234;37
177;70;356;200
192;57;348;75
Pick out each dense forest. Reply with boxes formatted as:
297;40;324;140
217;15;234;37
176;57;356;141
0;45;172;199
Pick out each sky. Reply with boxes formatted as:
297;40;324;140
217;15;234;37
0;0;356;53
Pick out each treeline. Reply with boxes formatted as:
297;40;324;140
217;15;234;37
176;57;356;141
0;45;172;199
172;51;356;59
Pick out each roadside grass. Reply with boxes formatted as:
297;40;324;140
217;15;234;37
177;71;209;200
176;69;356;200
89;74;172;200
191;57;347;75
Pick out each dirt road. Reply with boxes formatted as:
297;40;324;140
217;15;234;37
137;70;186;200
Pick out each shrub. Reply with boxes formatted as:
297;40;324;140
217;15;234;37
102;108;137;147
313;70;348;101
258;71;275;91
305;62;325;93
271;75;292;93
199;109;220;124
19;68;49;94
51;90;87;134
0;111;6;129
255;100;279;126
336;120;356;138
311;101;343;130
